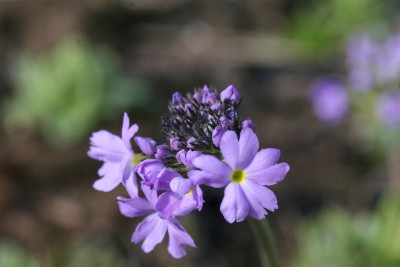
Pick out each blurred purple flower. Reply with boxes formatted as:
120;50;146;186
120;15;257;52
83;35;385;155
221;85;240;104
155;144;169;160
189;128;289;223
176;149;202;169
241;119;255;130
87;113;138;192
135;137;157;156
310;78;349;125
376;90;400;127
118;184;196;258
377;34;400;84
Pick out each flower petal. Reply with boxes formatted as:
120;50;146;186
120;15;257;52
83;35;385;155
219;131;239;169
220;183;249;223
117;196;154;218
156;191;197;219
132;213;168;253
246;148;281;173
191;155;231;187
241;179;278;213
170;177;192;194
246;162;290;186
88;130;128;162
93;161;123;192
238;128;259;169
122;112;139;150
167;219;196;258
155;168;181;191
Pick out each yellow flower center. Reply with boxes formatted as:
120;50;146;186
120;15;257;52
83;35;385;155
231;169;246;183
186;188;193;195
131;153;148;167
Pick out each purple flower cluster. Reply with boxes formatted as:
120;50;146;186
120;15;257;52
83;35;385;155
88;85;289;258
310;33;400;128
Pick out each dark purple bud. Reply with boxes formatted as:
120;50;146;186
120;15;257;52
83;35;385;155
134;136;157;156
227;107;237;119
184;103;194;113
220;116;233;128
211;102;222;111
155;144;169;160
202;85;211;93
241;119;255;130
172;92;183;104
202;92;217;105
169;137;181;150
193;92;203;103
221;85;240;104
212;126;227;147
176;149;187;165
187;136;197;148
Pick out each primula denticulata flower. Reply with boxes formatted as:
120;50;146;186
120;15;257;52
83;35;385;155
88;85;290;258
189;128;289;223
87;113;138;192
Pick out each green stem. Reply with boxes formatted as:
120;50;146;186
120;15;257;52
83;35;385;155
248;218;278;267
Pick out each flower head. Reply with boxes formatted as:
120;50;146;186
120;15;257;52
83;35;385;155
376;90;400;127
87;113;138;192
189;128;289;223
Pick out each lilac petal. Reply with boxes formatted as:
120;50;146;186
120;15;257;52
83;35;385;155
246;162;290;186
132;213;168;253
237;128;259;169
241;180;278;213
117;196;154;218
191;155;231;187
219;131;239;169
220;183;249;223
167;219;196;258
156;191;197;219
212;126;227;147
136;159;165;186
124;172;138;198
88;130;128;162
193;185;204;210
155;168;181;191
134;137;157;156
93;161;123;191
170;177;192;194
142;185;158;207
122;113;139;150
220;85;240;104
246;148;281;173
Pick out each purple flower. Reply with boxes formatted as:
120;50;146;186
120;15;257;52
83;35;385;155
156;176;203;219
377;34;400;84
376;90;400;127
135;137;157;156
155;145;169;160
189;128;289;223
118;185;196;258
212;126;227;147
88;113;138;192
170;137;181;150
309;78;349;125
172;92;183;104
241;119;255;130
220;85;240;104
136;159;179;191
176;149;202;169
220;116;233;128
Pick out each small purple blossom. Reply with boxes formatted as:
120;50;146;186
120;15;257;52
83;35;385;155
212;126;227;147
241;119;255;130
189;128;289;223
220;116;233;128
221;85;240;104
155;145;169;160
376;90;400;127
135;137;157;156
310;78;349;125
87;113;138;192
176;149;202;169
118;185;196;258
170;137;181;150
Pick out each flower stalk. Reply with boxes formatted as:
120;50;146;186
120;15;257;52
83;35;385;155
248;218;278;267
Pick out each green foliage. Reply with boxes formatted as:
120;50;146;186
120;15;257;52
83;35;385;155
288;0;384;58
291;196;400;267
0;243;40;267
3;38;152;148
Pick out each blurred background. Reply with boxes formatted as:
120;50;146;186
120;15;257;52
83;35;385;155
0;0;400;266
